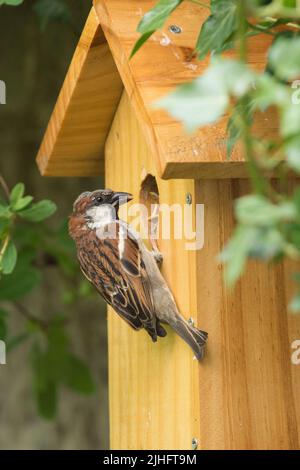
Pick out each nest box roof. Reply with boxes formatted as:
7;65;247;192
36;0;275;179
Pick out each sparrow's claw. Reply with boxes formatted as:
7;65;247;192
151;250;163;266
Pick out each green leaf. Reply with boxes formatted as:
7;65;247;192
31;343;58;419
130;31;154;58
252;0;300;18
62;355;95;394
254;73;290;111
221;193;300;284
36;382;57;419
19;200;57;222
137;0;183;33
131;0;183;57
285;135;300;173
247;227;286;260
0;317;7;340
226;114;241;159
156;59;254;131
13;224;41;249
0;309;8;318
196;1;238;59
0;220;10;241
0;204;11;218
33;0;71;30
220;226;256;286
1;239;17;274
13;195;33;211
0;309;8;342
0;265;41;300
78;280;95;298
45;220;77;277
9;182;24;206
293;187;300;213
157;76;228;131
48;320;69;350
6;332;30;352
37;319;73;385
222;61;255;97
226;100;254;158
292;272;300;284
281;102;300;138
284;222;300;252
31;344;58;419
156;60;229;131
289;293;300;313
268;36;300;80
235;195;297;227
0;0;24;5
45;321;70;382
220;223;286;287
248;17;281;31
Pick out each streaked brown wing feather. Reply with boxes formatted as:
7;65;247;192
76;223;158;340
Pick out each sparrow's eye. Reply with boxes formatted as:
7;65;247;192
91;195;103;205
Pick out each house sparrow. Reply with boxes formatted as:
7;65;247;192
69;189;208;360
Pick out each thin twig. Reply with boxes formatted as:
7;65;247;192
286;22;300;30
0;234;10;262
13;301;71;330
0;174;10;201
13;301;48;331
237;1;268;195
247;21;277;36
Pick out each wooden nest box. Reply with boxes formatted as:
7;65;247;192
36;1;300;450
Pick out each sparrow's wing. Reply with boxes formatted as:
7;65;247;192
77;222;158;341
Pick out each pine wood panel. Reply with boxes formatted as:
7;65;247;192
195;180;300;449
36;7;123;177
106;91;300;450
105;91;201;450
94;0;277;179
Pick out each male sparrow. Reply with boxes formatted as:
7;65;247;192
69;189;208;360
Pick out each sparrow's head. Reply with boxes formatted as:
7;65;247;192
72;189;133;225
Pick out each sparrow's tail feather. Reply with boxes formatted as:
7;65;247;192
170;317;208;360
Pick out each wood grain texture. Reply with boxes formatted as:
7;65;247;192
195;180;300;449
36;7;123;177
106;93;300;449
105;91;201;450
94;0;277;179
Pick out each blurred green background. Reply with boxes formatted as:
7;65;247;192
0;0;109;450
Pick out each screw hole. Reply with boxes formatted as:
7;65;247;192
186;193;192;205
169;24;182;34
191;437;198;450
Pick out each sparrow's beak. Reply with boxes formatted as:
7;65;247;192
112;192;133;206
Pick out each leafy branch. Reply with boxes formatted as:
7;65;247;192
0;176;96;419
131;0;300;310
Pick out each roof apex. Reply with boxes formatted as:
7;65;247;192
36;7;123;177
37;1;275;179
